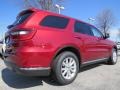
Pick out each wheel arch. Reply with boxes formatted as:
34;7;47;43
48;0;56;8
113;45;118;52
51;45;82;69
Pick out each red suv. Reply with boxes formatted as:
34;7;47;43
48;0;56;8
4;8;118;85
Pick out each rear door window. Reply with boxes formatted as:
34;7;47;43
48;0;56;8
40;15;69;29
74;21;93;36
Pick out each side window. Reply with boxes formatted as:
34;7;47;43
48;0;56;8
40;15;69;29
91;27;103;37
74;21;93;36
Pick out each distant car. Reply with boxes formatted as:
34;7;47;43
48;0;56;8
3;8;118;85
0;38;6;59
0;40;3;56
117;42;120;50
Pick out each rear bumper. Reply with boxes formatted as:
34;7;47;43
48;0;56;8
4;60;51;76
3;46;54;68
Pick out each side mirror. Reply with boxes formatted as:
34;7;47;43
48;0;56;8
104;33;110;39
7;25;14;29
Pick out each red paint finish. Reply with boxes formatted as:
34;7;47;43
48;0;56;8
4;8;116;68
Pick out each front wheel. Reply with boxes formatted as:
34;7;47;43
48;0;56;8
107;49;118;65
52;51;79;85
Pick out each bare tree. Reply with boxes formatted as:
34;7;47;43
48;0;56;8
96;9;116;35
22;0;64;12
38;0;53;10
23;0;33;9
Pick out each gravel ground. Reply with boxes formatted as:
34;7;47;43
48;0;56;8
0;55;120;90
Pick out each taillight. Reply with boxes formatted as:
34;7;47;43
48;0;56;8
10;30;36;40
11;30;29;35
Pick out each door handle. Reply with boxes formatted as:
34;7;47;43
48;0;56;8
74;36;81;39
97;37;103;41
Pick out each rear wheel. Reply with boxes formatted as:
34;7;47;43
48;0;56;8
52;51;79;85
107;49;117;65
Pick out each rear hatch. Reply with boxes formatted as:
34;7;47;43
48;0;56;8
5;9;36;54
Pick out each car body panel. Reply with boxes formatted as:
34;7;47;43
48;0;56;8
3;8;116;76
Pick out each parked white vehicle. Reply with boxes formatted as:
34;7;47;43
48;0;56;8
0;41;3;56
117;42;120;50
0;38;6;58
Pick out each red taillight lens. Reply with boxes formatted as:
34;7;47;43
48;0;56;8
10;30;36;40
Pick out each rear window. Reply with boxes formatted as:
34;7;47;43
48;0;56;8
40;15;69;29
13;11;33;26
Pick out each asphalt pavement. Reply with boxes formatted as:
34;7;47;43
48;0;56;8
0;54;120;90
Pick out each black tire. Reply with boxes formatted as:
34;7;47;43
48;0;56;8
52;51;79;85
107;49;118;65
